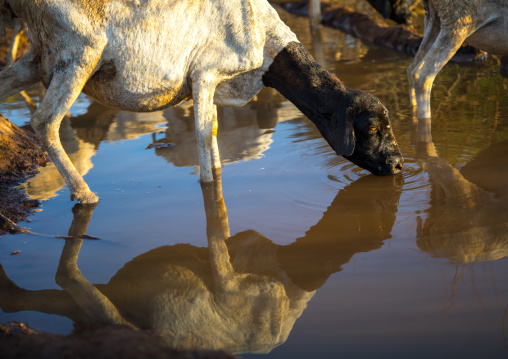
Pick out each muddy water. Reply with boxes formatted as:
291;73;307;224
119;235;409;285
1;6;508;359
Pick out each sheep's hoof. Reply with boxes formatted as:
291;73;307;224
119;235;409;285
70;190;100;204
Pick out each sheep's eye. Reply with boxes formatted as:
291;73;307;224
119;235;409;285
368;125;378;132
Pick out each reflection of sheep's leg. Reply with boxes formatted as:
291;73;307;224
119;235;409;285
201;178;234;292
6;19;24;68
19;90;38;114
0;262;87;322
410;28;468;119
413;117;438;157
211;104;222;177
67;203;98;238
55;238;135;328
55;203;135;328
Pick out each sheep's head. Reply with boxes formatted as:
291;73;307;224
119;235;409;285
327;91;403;176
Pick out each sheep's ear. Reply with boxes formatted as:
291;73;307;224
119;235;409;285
335;115;355;156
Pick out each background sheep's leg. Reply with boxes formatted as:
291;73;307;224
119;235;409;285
30;49;102;203
410;29;468;119
0;50;39;100
407;13;439;114
308;0;321;35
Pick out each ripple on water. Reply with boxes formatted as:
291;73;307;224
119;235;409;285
325;158;367;187
324;153;432;213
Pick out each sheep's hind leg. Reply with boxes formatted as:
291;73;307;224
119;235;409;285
30;49;102;203
0;49;39;100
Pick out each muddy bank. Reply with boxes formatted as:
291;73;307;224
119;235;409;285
0;114;47;234
0;322;237;359
276;0;487;63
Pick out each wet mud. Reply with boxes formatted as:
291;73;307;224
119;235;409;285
0;322;236;359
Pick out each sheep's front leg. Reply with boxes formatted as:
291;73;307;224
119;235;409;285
30;49;102;203
0;49;39;100
410;29;468;119
193;76;219;183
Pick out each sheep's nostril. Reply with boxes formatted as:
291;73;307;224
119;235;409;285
393;161;403;172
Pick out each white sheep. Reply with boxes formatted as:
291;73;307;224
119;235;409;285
0;0;402;203
408;0;508;119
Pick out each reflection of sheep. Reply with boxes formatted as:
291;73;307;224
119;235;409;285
408;0;508;119
152;101;277;169
106;111;166;142
101;234;315;354
414;120;508;264
0;174;403;354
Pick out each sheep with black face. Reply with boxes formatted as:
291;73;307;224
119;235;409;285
0;0;403;203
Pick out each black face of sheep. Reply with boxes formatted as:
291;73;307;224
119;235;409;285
261;41;402;177
328;92;403;176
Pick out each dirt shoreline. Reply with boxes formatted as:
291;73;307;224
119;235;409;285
0;322;238;359
0;114;47;235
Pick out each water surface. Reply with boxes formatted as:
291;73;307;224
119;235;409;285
1;5;508;359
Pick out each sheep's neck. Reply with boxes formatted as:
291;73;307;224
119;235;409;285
262;41;351;127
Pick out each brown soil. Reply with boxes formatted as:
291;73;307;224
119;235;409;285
0;322;237;359
0;114;47;234
0;15;42;234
